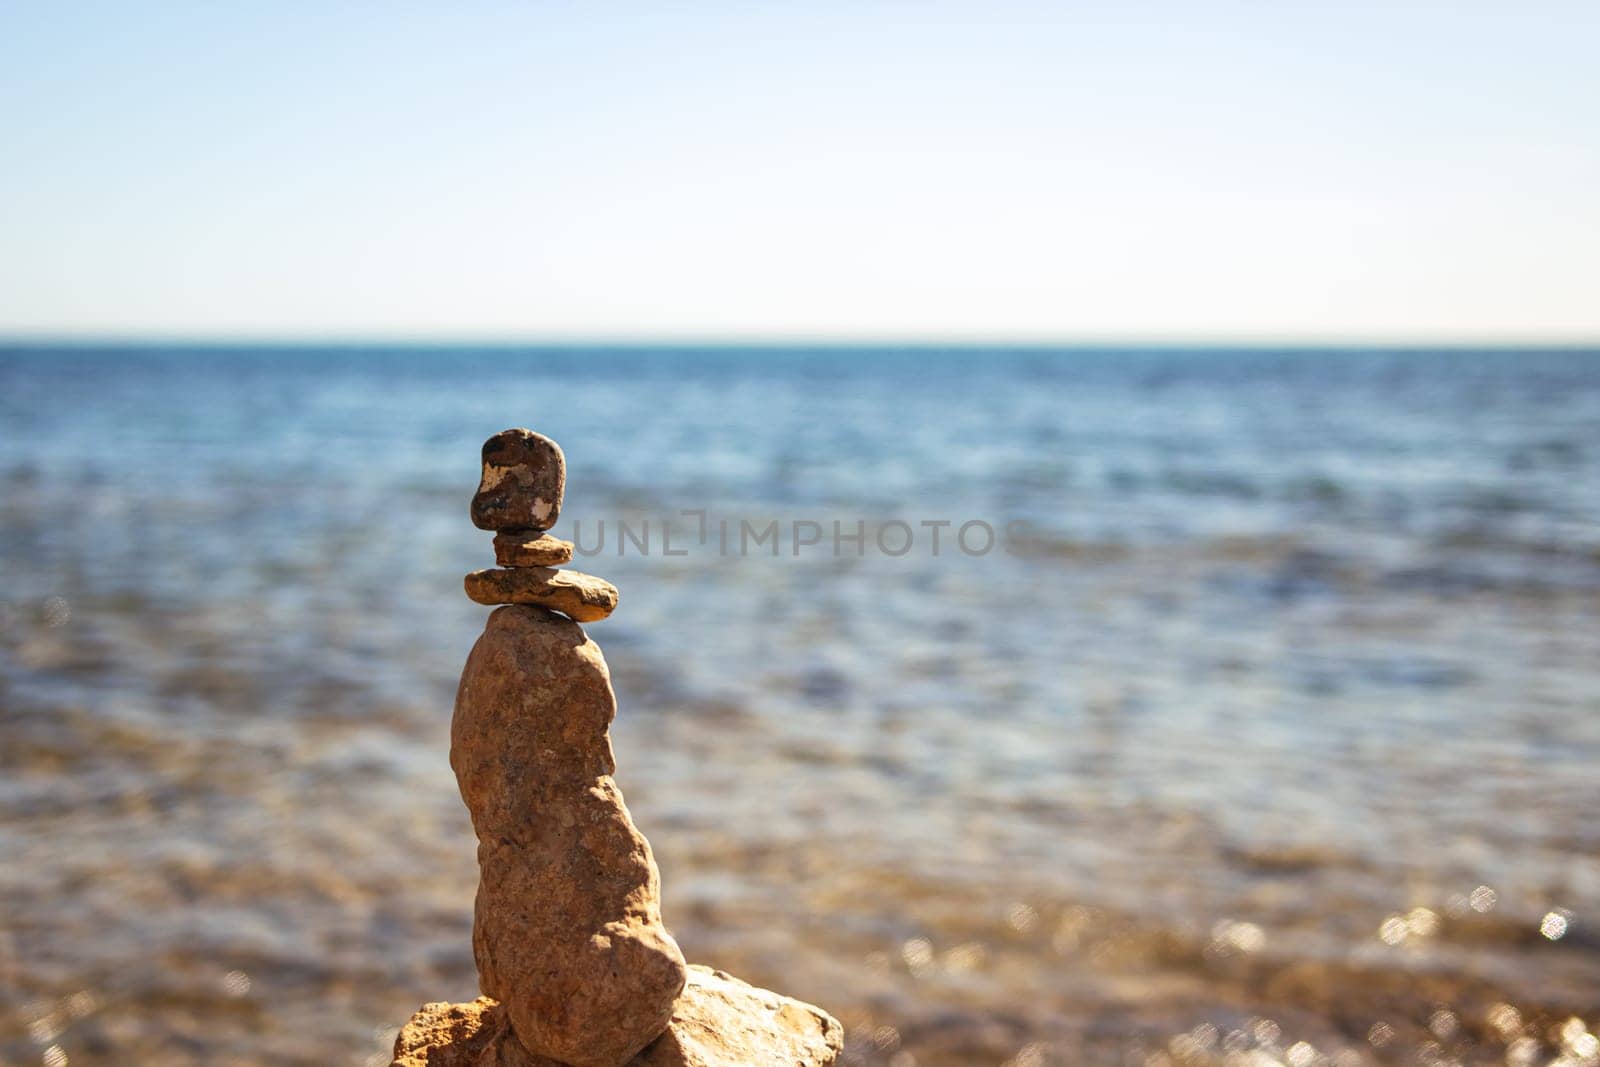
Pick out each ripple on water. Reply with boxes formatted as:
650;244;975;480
2;346;1599;1065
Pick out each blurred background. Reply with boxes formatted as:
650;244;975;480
2;5;1599;1067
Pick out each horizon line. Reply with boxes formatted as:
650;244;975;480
4;330;1600;351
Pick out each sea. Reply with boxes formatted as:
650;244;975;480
1;345;1597;1067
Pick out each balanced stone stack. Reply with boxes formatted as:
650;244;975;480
392;429;842;1067
463;429;618;622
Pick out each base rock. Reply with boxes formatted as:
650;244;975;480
392;965;843;1067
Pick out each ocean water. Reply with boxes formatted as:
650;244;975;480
1;345;1598;1067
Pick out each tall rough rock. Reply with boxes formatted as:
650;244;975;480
452;606;687;1067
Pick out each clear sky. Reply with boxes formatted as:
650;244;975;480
2;2;1597;342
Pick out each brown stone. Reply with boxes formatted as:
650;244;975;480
640;966;843;1067
392;966;843;1067
472;428;566;532
494;530;576;568
464;568;618;622
451;607;685;1067
391;997;536;1067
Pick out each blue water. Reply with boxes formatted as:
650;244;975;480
2;345;1598;1067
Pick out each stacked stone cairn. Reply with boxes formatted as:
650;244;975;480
392;429;842;1067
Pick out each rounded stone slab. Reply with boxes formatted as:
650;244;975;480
464;567;617;621
452;607;685;1066
391;966;843;1067
493;530;575;568
472;428;566;532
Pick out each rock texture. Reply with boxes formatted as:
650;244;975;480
463;568;618;621
451;606;685;1067
392;966;843;1067
473;428;566;532
644;966;843;1067
391;997;529;1067
494;530;576;568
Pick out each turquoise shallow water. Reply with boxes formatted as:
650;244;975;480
1;345;1598;1066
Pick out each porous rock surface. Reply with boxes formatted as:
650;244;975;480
451;606;685;1067
391;966;843;1067
472;428;566;532
463;568;618;622
494;530;576;568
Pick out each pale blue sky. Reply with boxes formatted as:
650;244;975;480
2;2;1597;341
